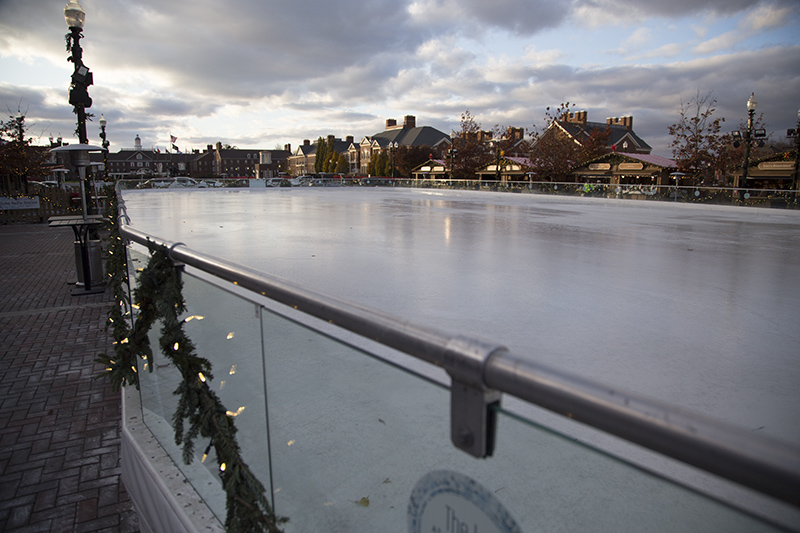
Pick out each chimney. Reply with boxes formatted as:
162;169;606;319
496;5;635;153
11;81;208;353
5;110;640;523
386;118;397;129
207;144;213;153
284;143;291;152
327;134;335;145
577;111;587;124
623;116;633;130
346;135;354;144
216;141;222;151
508;127;524;140
303;139;310;146
404;115;416;129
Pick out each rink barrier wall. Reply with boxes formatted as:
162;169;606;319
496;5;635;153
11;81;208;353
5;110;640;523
115;192;800;511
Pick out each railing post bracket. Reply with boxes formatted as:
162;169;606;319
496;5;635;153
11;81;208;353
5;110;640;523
445;336;505;458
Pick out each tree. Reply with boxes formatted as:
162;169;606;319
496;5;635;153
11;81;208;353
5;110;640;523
0;111;49;194
451;110;490;179
528;102;610;180
335;153;348;174
314;137;327;173
395;145;431;178
668;90;730;184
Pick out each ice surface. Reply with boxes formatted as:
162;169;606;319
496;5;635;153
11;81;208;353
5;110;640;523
122;188;800;445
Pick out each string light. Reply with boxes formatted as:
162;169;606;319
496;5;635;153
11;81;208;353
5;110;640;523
226;332;234;339
220;463;226;472
198;372;206;382
225;406;246;417
173;342;179;351
184;315;204;323
229;365;237;375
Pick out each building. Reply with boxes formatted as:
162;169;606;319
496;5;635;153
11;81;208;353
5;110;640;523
356;116;451;175
90;137;289;180
570;152;678;185
197;142;290;179
536;111;652;155
288;136;354;176
731;148;799;190
411;159;449;180
475;156;535;182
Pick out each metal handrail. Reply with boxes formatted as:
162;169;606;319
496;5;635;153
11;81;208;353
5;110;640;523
117;196;800;508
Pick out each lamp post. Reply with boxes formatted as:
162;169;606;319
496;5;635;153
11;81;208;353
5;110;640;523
64;0;92;145
740;93;757;189
388;141;398;178
490;140;502;183
99;114;109;181
447;147;458;181
64;0;96;214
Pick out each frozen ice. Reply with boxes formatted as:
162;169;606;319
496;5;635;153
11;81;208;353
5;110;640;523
121;188;800;445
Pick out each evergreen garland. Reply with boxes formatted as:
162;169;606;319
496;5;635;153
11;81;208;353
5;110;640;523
97;194;143;390
98;195;287;532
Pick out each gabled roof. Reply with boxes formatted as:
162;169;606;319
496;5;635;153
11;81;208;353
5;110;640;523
366;126;451;148
556;120;652;153
411;158;447;170
295;139;351;156
476;156;534;173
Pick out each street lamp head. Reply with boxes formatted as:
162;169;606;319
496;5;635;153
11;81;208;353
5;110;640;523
746;93;757;112
99;114;106;128
64;0;85;30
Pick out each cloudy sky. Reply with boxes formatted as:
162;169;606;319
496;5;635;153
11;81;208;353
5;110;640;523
1;0;798;156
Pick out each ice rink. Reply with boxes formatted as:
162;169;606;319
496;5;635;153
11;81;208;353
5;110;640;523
121;187;800;446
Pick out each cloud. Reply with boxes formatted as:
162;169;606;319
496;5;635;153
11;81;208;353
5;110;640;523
1;0;798;155
743;3;795;30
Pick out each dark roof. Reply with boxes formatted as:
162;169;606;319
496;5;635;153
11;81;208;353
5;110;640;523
368;126;450;148
297;139;351;156
558;120;651;152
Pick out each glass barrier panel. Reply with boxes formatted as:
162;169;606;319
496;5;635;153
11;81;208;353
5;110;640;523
261;304;787;532
130;257;270;522
492;407;787;532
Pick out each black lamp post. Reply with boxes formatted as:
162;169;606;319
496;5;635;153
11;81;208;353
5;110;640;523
740;93;757;189
388;141;398;178
490;140;502;183
99;114;109;181
446;147;458;180
64;0;97;215
65;0;92;145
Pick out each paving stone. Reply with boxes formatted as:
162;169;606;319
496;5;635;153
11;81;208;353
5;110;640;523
0;225;139;532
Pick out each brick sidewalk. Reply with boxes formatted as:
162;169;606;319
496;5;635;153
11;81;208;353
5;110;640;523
0;224;139;532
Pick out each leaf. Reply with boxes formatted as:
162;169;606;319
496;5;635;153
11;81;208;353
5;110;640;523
353;496;369;507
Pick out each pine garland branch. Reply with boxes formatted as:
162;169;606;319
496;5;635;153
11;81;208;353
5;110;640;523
100;228;286;532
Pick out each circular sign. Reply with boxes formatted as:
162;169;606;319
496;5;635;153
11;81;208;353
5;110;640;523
408;470;522;533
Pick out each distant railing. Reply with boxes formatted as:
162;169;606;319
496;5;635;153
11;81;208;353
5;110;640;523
118;177;799;209
117;185;800;531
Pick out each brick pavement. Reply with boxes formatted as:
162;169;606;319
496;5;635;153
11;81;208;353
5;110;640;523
0;223;139;532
